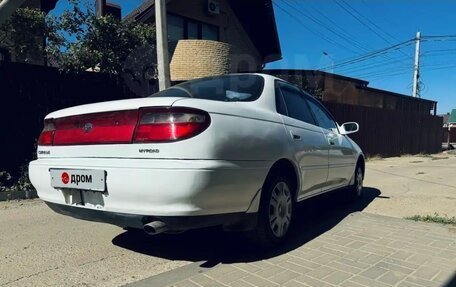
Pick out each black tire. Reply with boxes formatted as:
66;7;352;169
349;164;364;200
249;174;295;248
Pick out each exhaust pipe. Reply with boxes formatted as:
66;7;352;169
143;221;168;235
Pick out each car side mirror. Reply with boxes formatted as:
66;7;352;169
340;122;359;135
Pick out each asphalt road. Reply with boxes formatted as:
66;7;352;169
0;152;455;287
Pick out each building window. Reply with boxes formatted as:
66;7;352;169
168;14;185;42
167;14;219;42
187;21;199;39
202;23;218;41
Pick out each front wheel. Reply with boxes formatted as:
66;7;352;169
349;165;364;199
250;175;294;248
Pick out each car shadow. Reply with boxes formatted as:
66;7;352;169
112;187;381;266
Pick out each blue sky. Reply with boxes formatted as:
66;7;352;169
52;0;456;114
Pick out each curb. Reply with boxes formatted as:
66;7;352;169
0;190;38;202
122;261;210;287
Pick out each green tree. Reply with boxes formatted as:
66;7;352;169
0;7;49;64
47;0;156;74
0;0;156;74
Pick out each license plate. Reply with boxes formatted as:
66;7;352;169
50;169;106;192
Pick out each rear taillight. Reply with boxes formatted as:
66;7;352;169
37;108;209;146
133;108;210;143
38;120;55;146
52;110;138;146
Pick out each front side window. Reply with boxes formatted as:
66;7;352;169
150;75;264;102
306;98;338;131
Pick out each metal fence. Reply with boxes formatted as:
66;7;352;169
325;102;443;157
0;62;140;177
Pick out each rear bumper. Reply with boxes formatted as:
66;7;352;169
45;201;257;230
29;158;270;225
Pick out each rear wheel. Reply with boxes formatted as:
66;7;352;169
250;175;294;248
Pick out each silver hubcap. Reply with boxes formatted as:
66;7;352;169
269;182;292;238
356;168;363;196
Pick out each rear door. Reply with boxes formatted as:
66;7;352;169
276;82;329;199
305;95;357;190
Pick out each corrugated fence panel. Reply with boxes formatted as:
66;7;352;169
0;62;141;177
324;102;443;157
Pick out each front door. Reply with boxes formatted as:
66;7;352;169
306;97;357;190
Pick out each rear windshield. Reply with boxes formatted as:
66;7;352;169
149;74;265;102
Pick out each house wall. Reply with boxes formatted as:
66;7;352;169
140;0;264;72
323;75;360;105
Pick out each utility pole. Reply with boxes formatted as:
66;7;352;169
95;0;106;18
156;0;171;91
412;31;421;98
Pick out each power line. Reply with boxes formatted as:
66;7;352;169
280;0;370;54
273;2;360;54
337;56;411;74
317;39;414;71
359;63;456;81
353;66;411;79
340;0;401;44
335;1;394;45
422;35;456;39
335;0;413;61
305;1;373;51
422;49;456;56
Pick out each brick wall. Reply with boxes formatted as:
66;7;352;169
170;40;232;81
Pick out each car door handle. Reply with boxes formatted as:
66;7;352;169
326;133;336;145
290;132;301;141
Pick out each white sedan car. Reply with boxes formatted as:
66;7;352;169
29;74;364;246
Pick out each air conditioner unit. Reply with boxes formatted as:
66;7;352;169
207;0;220;15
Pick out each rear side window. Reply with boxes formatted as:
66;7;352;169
150;75;264;102
279;84;316;125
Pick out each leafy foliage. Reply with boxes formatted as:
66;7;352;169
0;165;33;193
0;0;156;75
0;7;49;63
47;0;156;74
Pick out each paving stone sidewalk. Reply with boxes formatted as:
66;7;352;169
130;212;456;287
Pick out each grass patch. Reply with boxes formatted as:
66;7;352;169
366;155;384;161
415;154;449;160
431;156;449;160
405;213;456;226
416;154;432;158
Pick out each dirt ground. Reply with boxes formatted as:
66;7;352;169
0;200;189;287
363;152;456;218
